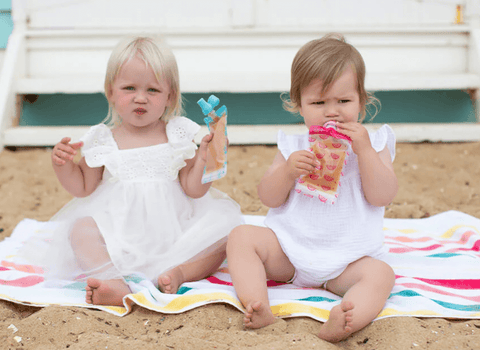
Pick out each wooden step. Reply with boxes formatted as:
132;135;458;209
3;123;480;147
15;73;480;94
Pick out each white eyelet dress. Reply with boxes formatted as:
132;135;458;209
264;124;396;287
17;117;242;284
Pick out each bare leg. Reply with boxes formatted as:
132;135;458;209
70;217;130;306
226;225;295;329
318;257;395;342
157;242;227;294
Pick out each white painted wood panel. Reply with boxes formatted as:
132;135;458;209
255;0;461;27
0;0;478;148
24;0;466;29
18;28;472;93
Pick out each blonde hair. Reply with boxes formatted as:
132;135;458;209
283;33;379;122
103;36;183;126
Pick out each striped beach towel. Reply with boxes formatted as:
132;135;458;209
0;211;479;321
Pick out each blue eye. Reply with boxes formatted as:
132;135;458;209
124;86;135;91
313;101;324;105
148;88;160;92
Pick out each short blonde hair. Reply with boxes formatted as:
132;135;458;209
283;33;379;122
103;36;183;126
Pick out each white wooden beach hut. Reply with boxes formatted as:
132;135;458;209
0;0;479;148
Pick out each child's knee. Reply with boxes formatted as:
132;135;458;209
69;217;102;247
227;225;245;247
371;260;395;289
381;261;396;285
227;225;255;251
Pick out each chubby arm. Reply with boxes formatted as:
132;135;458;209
258;149;318;208
337;123;398;207
178;133;213;198
52;137;104;198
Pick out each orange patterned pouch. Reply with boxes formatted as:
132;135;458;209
295;121;351;204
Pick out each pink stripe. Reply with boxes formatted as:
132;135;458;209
396;275;480;289
0;267;9;271
206;276;287;287
266;280;288;287
386;236;433;243
0;275;44;287
389;244;443;253
445;240;480;253
386;231;477;246
206;276;232;286
1;261;44;274
396;282;480;302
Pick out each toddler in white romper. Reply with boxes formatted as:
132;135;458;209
265;125;396;287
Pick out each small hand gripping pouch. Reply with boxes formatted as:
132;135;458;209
295;122;351;204
197;95;228;184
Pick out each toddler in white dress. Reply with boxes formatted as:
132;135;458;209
17;36;242;306
227;33;398;342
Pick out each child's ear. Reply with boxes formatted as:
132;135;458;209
167;91;174;106
106;85;113;101
298;104;304;118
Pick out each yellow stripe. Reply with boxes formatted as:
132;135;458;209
271;303;329;320
441;225;479;239
128;292;243;312
379;308;480;318
101;305;128;314
383;227;418;234
378;308;441;317
0;293;127;315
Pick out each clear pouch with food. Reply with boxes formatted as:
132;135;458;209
295;121;351;204
197;95;228;184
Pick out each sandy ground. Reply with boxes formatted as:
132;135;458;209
0;142;479;349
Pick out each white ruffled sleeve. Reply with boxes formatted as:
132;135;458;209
167;116;201;173
277;130;307;160
80;124;116;168
369;124;396;161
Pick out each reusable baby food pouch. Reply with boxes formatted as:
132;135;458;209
197;95;228;184
295;121;352;204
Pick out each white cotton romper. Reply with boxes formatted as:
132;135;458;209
264;124;396;288
18;116;242;284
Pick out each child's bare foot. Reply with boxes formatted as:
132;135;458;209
157;267;185;294
318;300;354;342
85;278;130;306
243;301;276;329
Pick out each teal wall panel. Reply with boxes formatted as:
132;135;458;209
20;94;108;126
0;12;13;48
20;92;300;126
183;93;300;125
0;0;11;11
0;0;11;48
370;90;477;124
20;90;476;127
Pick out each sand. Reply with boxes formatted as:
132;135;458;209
0;142;479;349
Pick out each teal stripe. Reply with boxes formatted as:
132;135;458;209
392;290;422;297
392;290;480;312
427;253;462;258
124;275;145;284
297;296;337;303
63;281;87;291
177;286;193;295
433;299;480;312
